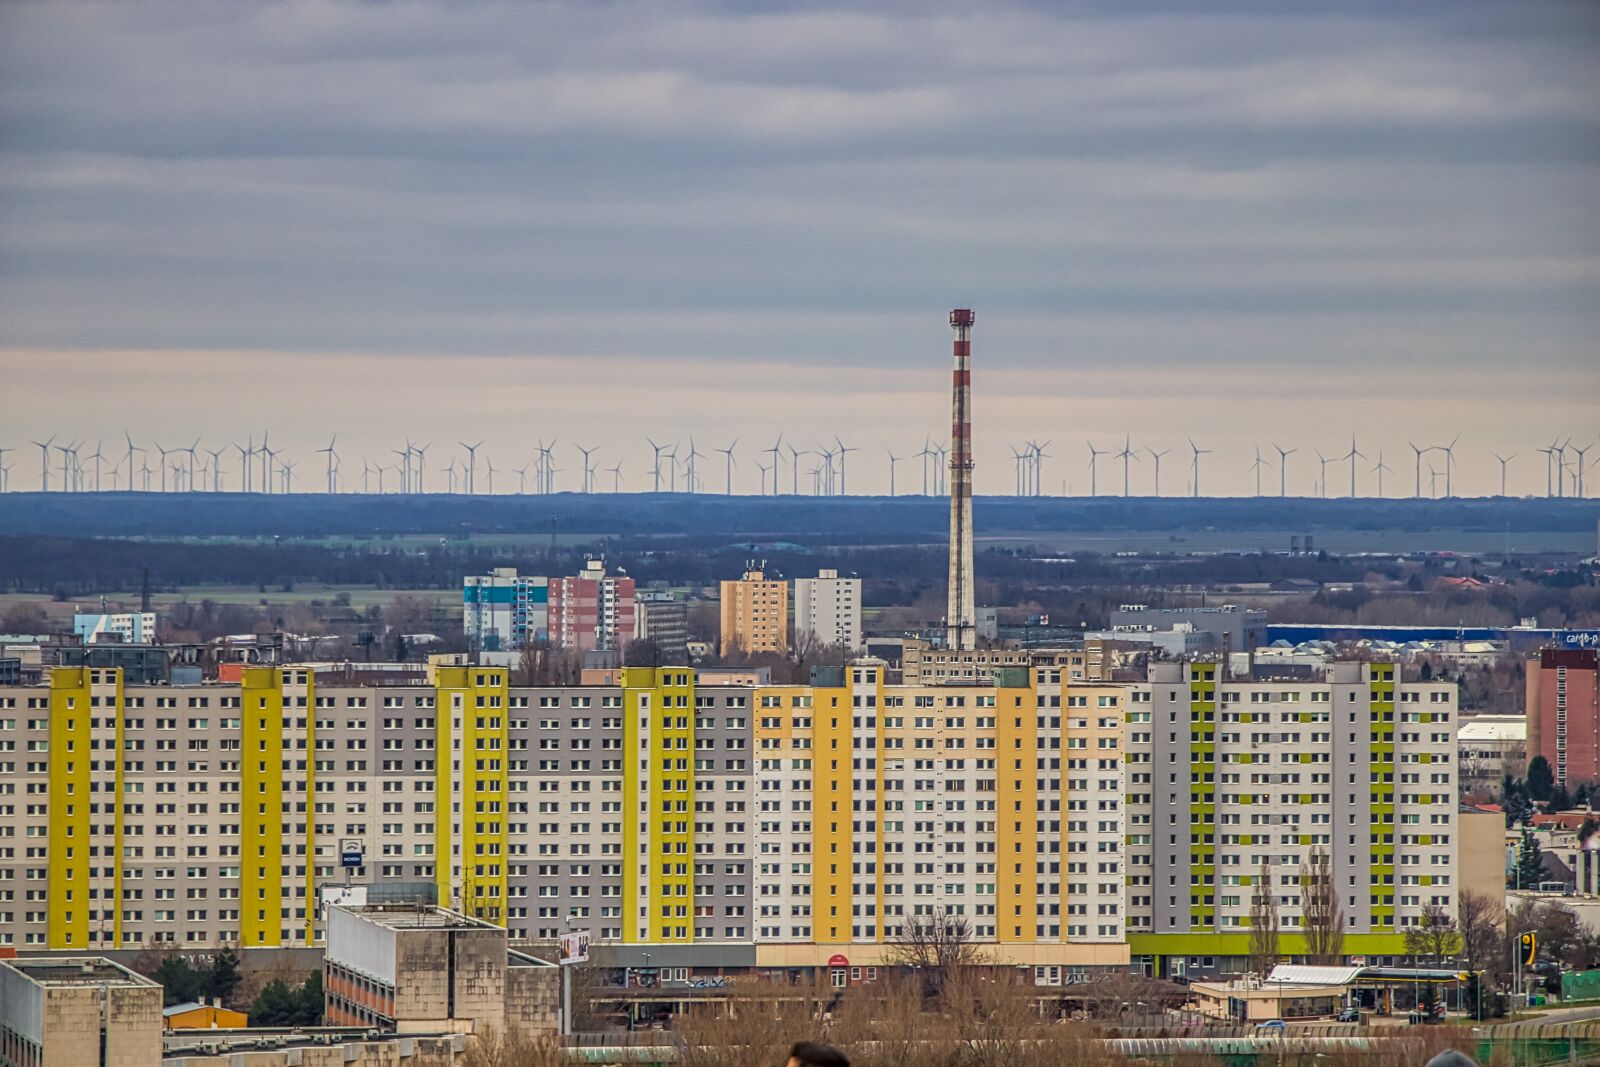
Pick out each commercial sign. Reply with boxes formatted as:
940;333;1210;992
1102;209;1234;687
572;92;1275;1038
339;839;364;869
560;930;591;965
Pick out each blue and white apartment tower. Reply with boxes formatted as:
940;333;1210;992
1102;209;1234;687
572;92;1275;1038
463;567;549;651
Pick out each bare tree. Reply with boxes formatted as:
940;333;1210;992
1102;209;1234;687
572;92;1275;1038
884;909;989;1001
458;1025;565;1067
1457;889;1504;984
1299;846;1345;963
1404;902;1462;965
672;982;825;1067
1249;857;1281;977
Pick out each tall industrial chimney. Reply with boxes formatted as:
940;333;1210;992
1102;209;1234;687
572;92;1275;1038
946;309;976;651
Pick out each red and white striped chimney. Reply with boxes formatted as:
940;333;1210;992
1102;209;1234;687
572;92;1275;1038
946;308;976;651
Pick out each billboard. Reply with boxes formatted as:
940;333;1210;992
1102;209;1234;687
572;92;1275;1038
340;839;364;869
560;929;591;965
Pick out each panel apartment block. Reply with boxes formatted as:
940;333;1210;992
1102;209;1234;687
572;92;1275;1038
0;659;1453;984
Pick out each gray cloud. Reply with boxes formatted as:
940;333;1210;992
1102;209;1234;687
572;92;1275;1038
0;0;1596;495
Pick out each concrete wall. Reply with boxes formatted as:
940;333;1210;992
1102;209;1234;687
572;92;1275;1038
1459;811;1508;908
41;982;163;1067
393;927;505;1032
504;964;560;1035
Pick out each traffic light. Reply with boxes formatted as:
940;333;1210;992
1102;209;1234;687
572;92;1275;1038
1520;932;1537;966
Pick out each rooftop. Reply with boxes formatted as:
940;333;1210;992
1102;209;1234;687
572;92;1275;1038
4;957;158;988
1459;717;1527;742
334;903;501;931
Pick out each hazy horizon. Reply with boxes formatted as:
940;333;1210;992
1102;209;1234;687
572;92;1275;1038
2;2;1597;496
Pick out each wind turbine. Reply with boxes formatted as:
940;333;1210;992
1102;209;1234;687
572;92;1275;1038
575;445;596;493
685;439;704;494
646;438;669;493
444;459;457;494
916;439;934;495
234;439;253;493
787;443;806;495
485;457;498;495
608;461;623;492
756;458;772;496
1187;438;1210;498
184;438;200;492
413;442;430;493
766;437;783;495
392;443;413;494
1435;435;1459;498
153;441;173;493
258;431;273;494
1342;434;1365;498
1492;452;1515;498
1572;442;1592;499
715;439;738;495
933;442;948;495
886;449;902;497
539;439;557;494
1371;450;1392;498
87;438;105;492
1010;446;1027;496
125;432;143;492
318;436;339;494
0;447;9;492
1086;441;1109;497
281;459;297;493
1249;446;1266;497
1273;444;1298;498
1314;450;1330;499
460;440;483;494
206;447;225;492
1116;436;1137;497
834;436;856;496
816;444;836;496
1147;447;1169;497
1407;442;1432;499
31;436;55;492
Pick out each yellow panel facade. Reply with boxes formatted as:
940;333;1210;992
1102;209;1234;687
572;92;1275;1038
47;668;91;949
435;666;509;923
240;667;285;947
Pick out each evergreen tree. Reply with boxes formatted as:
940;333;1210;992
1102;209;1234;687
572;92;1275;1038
153;956;202;1007
249;978;298;1026
1550;784;1573;812
1515;830;1545;889
295;971;324;1026
1528;756;1555;803
204;948;242;1006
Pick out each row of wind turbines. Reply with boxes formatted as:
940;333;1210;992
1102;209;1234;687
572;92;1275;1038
1073;436;1594;500
0;433;1592;498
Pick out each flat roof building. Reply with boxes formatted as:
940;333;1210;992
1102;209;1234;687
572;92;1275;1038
325;903;557;1036
0;957;162;1067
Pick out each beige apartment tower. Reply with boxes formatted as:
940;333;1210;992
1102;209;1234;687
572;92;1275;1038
719;568;788;656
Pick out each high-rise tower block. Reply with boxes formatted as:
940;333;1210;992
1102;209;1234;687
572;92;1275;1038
946;308;976;651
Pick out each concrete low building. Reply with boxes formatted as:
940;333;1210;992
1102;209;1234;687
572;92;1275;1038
0;956;162;1067
162;1001;249;1031
1458;714;1526;794
324;903;558;1037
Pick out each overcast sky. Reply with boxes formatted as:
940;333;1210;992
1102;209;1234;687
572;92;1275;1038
2;1;1597;497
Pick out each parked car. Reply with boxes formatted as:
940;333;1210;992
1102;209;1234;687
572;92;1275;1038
1335;1007;1360;1023
1256;1019;1286;1032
